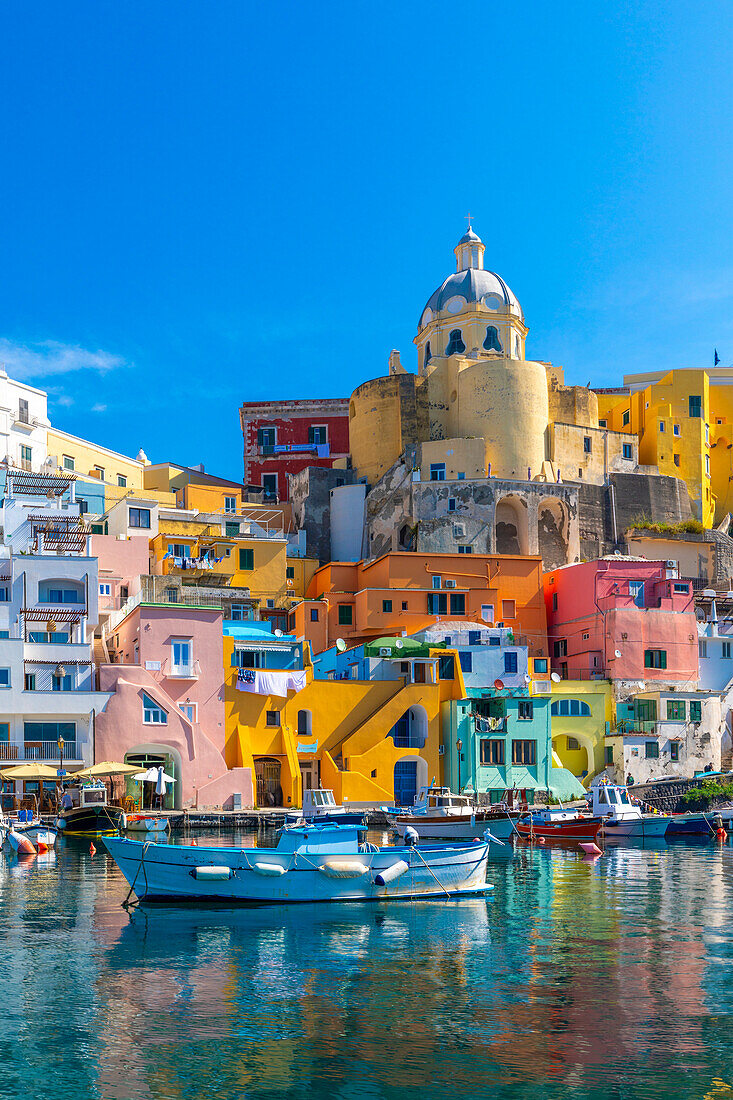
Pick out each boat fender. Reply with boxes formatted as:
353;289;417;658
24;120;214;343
251;862;287;877
8;830;36;856
717;828;727;841
190;866;234;881
317;861;368;879
374;859;410;886
403;827;419;847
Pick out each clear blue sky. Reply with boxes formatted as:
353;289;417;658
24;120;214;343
1;2;731;478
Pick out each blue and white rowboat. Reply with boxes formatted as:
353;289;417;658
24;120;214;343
103;823;494;904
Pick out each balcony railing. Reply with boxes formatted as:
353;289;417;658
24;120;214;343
163;658;201;680
0;741;81;762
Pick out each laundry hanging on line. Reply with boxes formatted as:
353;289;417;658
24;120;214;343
236;668;307;697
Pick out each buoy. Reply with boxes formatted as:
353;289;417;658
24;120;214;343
89;842;96;857
580;842;602;856
538;837;546;845
7;830;36;856
716;828;727;841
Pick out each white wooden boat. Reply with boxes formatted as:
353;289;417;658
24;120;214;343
287;788;365;826
125;814;170;835
389;786;514;842
592;784;670;839
103;823;494;904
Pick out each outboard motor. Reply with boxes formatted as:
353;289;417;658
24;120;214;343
403;826;419;847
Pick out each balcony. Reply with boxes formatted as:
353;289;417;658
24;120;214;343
163;658;201;680
0;741;81;762
473;715;508;735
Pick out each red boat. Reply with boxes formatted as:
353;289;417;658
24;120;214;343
515;810;602;843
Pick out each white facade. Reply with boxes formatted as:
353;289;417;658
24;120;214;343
0;370;49;473
106;495;159;540
606;691;723;785
0;470;112;801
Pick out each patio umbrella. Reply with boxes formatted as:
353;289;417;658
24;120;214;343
0;763;60;781
74;761;141;778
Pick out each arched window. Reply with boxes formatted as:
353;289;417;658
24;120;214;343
551;699;591;717
424;341;432;371
297;710;312;737
446;329;466;356
514;334;520;357
483;326;502;352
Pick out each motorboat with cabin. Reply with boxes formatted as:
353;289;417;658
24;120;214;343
293;788;365;826
103;822;495;904
389;785;515;842
55;782;126;837
591;783;671;839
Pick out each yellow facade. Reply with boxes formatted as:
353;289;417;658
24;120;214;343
48;428;146;490
550;680;613;787
152;526;289;607
286;556;319;601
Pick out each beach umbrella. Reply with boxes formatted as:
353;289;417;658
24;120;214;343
74;761;141;778
0;763;60;781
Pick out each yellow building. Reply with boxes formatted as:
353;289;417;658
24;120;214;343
550;680;613;787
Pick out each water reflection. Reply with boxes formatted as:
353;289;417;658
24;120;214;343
1;838;733;1099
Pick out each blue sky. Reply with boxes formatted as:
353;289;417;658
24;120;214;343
1;2;731;477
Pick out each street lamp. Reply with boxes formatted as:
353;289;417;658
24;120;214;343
456;738;463;794
57;736;64;810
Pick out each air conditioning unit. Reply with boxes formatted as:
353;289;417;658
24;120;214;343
666;560;677;569
438;745;445;756
534;681;551;695
378;647;391;657
445;579;457;589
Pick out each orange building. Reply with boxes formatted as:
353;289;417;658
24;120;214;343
288;551;549;657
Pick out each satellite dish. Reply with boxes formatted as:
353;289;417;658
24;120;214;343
523;674;531;684
274;629;283;637
551;672;561;683
614;649;622;659
336;638;346;652
494;678;504;690
395;639;403;649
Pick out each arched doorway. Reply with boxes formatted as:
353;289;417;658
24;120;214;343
255;757;283;807
388;705;428;748
538;498;569;570
124;742;183;810
496;495;529;555
393;755;429;806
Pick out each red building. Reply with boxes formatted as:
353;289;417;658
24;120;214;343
239;398;350;502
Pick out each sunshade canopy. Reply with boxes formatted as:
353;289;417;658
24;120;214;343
74;761;141;778
0;763;60;781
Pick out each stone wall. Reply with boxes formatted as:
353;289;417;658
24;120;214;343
289;466;357;563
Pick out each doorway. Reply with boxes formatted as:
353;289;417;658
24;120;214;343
393;759;418;807
255;757;283;806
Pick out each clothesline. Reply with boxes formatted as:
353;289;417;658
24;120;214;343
236;668;307;698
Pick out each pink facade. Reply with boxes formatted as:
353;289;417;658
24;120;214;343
91;533;150;610
96;603;253;808
544;559;698;683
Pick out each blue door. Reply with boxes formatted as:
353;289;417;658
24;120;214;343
393;760;418;807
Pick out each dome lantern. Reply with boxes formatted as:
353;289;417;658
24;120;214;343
454;221;485;272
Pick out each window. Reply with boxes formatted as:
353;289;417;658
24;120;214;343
117;475;127;488
179;703;197;723
673;454;680;467
402;601;408;611
24;673;35;691
623;443;633;460
335;477;345;488
24;721;74;742
0;587;8;602
224;496;237;513
18;397;29;423
489;636;500;647
699;640;707;658
430;463;446;482
480;739;505;765
257;427;276;448
502;600;516;619
667;699;686;721
266;710;280;727
99;584;111;598
459;651;472;673
599;419;607;428
518;700;533;720
239;548;254;571
308;425;327;445
423;342;432;370
583;436;592;454
310;608;319;622
553;639;568;658
0;632;8;640
286;566;295;579
432;576;442;589
481;605;494;623
622;409;630;427
605;746;614;765
552;592;558;611
512;740;536;766
262;474;278;499
644;649;667;669
566;736;579;750
40;587;82;604
483;325;502;352
468;630;481;645
448;498;456;512
266;600;275;609
457;545;473;554
578;469;583;479
382;599;392;613
504;652;518;674
438;655;455;680
168;543;190;560
670;743;679;762
551;700;591;717
129;507;150;529
427;592;447;615
21;445;32;466
449;593;466;615
673;424;680;436
225;522;240;537
689;395;702;418
338;604;353;626
0;669;9;688
63;455;75;471
723;641;732;659
52;673;72;691
645;741;659;759
706;455;710;477
674;583;689;594
534;658;548;674
172;640;191;672
634;699;657;722
78;500;88;515
629;580;645;608
659;421;665;433
690;700;702;722
143;693;168;724
446;329;466;356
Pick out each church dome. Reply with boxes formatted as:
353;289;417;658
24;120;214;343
418;225;523;330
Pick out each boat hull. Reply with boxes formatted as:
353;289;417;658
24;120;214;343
125;815;170;834
56;805;126;837
601;815;670;839
103;836;492;904
666;812;723;836
391;814;515;842
515;818;602;842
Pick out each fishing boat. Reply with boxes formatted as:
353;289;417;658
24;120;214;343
103;822;494;904
515;808;602;843
125;814;170;835
591;784;670;839
0;809;57;851
389;786;514;842
55;783;126;837
665;811;727;837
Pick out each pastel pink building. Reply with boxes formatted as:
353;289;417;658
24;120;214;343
95;597;252;809
544;559;698;683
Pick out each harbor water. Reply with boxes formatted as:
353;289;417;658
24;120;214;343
2;833;733;1099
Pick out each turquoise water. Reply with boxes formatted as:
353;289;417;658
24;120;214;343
1;835;733;1100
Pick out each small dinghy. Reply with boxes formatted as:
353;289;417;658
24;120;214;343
125;814;170;835
104;822;495;905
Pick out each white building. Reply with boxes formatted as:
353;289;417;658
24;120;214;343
0;468;112;808
0;369;49;473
